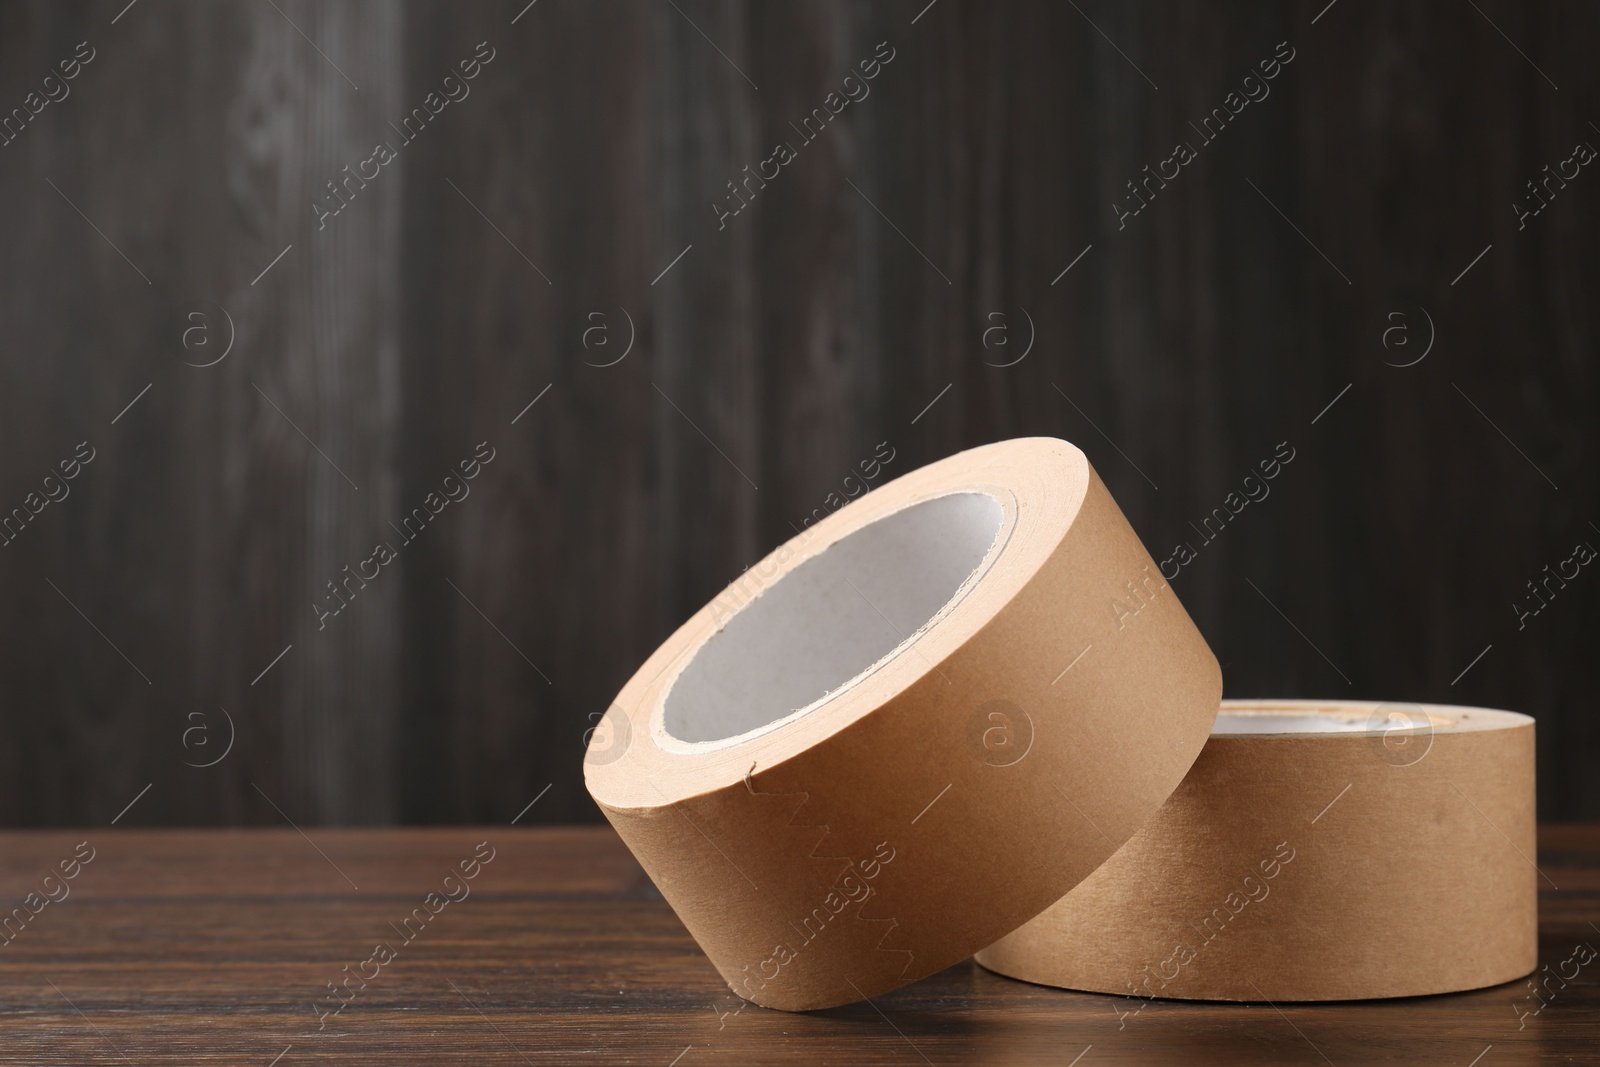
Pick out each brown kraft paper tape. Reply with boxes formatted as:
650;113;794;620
975;699;1538;1002
583;438;1222;1011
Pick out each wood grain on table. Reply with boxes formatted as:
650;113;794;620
0;826;1595;1065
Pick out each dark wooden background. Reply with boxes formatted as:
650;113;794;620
0;0;1594;828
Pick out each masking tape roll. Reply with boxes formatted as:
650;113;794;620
584;438;1221;1011
975;699;1538;1001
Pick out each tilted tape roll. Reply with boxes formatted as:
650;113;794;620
584;438;1221;1010
976;700;1538;1001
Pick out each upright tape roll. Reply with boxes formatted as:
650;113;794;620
976;700;1538;1001
584;438;1221;1011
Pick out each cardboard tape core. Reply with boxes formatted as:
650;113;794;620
1210;709;1452;734
664;492;1004;745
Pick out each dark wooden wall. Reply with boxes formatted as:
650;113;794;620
0;0;1594;826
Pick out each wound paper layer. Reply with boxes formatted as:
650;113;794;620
976;700;1538;1002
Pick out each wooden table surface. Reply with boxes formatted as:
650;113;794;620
1;825;1595;1065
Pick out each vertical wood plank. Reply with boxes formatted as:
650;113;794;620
0;0;1594;825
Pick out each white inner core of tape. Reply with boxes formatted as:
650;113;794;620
1212;711;1434;734
664;492;1005;745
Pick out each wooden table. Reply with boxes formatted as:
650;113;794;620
1;826;1595;1065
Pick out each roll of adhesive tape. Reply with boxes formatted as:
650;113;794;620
976;699;1538;1001
583;438;1221;1011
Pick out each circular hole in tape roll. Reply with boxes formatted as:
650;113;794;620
975;699;1538;1002
585;438;1222;1011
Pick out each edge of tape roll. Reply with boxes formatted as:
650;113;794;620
584;438;1222;1011
975;699;1538;1002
